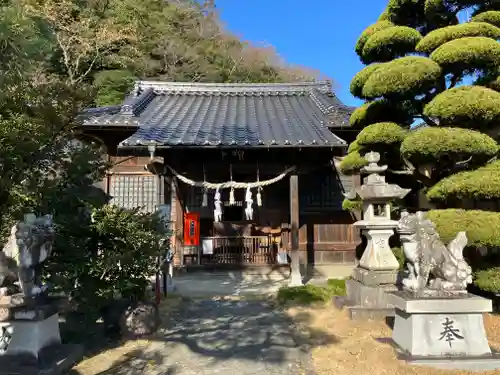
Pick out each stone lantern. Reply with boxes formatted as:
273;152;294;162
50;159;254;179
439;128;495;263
354;151;411;272
340;151;411;319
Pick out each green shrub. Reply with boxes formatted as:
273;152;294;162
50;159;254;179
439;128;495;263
392;247;405;270
339;151;368;175
277;279;346;305
277;284;333;305
350;63;383;98
326;278;347;296
349;99;411;128
472;11;500;28
357;122;407;146
347;139;362;154
428;209;500;247
416;22;500;54
427;161;500;201
430;36;500;72
475;267;500;293
68;205;171;313
362;56;442;98
401;127;498;163
423;85;500;128
355;21;394;56
342;198;362;212
361;26;422;64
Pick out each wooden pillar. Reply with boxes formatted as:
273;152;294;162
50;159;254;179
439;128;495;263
289;173;303;286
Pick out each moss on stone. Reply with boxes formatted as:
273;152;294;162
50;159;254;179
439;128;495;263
430;36;500;72
357;122;407;146
349;99;411;128
428;209;500;246
401;127;498;163
423;85;500;128
339;151;368;175
471;10;500;28
427;161;500;202
416;22;500;54
361;26;422;64
355;21;394;57
350;64;383;98
362;56;442;98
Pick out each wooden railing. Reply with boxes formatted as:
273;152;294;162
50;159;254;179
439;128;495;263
200;236;278;265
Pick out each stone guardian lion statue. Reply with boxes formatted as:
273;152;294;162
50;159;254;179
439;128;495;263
0;213;55;299
398;211;472;296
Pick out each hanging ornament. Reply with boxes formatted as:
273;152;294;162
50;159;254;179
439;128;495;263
256;163;262;207
245;185;253;220
229;164;235;205
202;164;208;207
229;187;235;206
214;187;222;222
257;188;262;207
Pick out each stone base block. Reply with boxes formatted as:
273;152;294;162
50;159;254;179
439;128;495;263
387;291;500;370
396;351;500;371
0;313;61;362
0;343;83;375
352;268;399;286
342;278;398;320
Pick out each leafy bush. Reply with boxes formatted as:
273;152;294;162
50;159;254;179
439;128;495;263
423;85;500;128
349;99;411;128
342;198;362;212
326;278;347;296
401;127;498;163
427;161;500;201
362;56;442;98
475;267;500;294
357;122;407;146
355;20;394;56
392;247;405;270
361;26;422;64
428;209;500;247
277;279;346;305
350;63;383;98
340;151;368;175
63;205;170;314
472;11;500;28
430;37;500;72
416;22;500;53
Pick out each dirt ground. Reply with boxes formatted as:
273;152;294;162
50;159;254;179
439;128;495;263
72;295;185;375
287;305;500;375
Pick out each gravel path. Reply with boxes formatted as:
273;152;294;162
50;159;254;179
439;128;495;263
141;299;315;375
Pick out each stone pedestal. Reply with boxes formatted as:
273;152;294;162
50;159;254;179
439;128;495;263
359;228;400;271
387;291;500;371
339;267;399;320
0;298;82;375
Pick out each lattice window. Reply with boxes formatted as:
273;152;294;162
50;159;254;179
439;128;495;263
300;169;344;211
109;174;158;213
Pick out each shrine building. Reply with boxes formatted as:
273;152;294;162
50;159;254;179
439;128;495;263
79;80;361;272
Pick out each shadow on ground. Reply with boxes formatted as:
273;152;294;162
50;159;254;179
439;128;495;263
65;298;339;375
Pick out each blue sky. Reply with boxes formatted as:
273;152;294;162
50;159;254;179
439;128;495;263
215;0;388;107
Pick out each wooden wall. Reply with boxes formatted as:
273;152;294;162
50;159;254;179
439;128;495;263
102;153;360;267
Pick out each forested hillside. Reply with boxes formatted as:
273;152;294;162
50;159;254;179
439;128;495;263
9;0;318;106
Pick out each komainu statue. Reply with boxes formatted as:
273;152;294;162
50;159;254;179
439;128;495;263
398;211;472;296
0;213;55;299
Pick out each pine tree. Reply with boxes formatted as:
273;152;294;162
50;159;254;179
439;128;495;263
341;0;500;288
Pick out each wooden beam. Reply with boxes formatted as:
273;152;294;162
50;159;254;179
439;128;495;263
289;173;303;285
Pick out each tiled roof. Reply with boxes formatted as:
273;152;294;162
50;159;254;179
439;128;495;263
82;81;353;149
